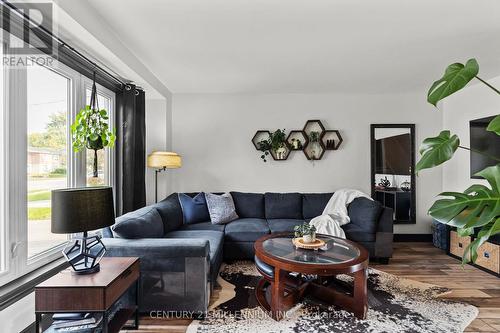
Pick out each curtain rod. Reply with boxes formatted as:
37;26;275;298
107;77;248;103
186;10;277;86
2;0;143;90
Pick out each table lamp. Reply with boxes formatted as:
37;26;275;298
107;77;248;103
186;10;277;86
51;187;115;274
147;151;182;202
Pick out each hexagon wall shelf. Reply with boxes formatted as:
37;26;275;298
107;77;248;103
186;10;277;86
321;130;343;150
251;120;342;162
286;130;308;151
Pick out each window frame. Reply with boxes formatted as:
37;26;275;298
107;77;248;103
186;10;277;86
0;54;116;286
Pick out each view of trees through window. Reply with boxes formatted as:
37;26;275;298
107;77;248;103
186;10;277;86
27;65;69;258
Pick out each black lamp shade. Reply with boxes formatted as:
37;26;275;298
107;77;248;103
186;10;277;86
51;187;115;234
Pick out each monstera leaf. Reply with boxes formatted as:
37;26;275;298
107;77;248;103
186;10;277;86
427;59;479;107
487;114;500;135
415;130;460;173
429;165;500;263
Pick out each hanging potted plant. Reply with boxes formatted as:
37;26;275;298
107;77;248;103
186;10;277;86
71;74;116;182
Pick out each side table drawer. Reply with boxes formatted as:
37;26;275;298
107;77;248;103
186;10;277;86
449;231;471;259
105;260;140;308
475;241;500;274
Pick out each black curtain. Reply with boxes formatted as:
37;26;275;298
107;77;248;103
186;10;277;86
116;85;146;215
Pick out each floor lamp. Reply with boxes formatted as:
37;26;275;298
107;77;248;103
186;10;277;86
147;151;182;202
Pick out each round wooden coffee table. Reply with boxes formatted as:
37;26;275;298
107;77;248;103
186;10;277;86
254;233;369;320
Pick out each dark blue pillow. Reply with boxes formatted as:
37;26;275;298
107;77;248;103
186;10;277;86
178;192;210;224
153;193;184;232
112;206;164;239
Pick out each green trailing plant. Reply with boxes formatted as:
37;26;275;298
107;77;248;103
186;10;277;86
71;104;116;177
417;58;500;264
309;131;320;143
257;129;287;162
294;223;316;238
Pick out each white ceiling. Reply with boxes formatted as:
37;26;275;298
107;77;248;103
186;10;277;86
83;0;500;94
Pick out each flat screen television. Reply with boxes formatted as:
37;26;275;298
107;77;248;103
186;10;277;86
470;115;500;178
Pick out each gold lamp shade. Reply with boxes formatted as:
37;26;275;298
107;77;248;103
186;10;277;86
147;151;182;169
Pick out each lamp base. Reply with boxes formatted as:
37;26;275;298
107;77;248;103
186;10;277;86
62;232;106;275
71;263;100;275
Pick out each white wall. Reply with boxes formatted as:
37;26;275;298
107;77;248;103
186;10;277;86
0;293;34;332
442;76;500;192
171;93;443;234
145;98;170;204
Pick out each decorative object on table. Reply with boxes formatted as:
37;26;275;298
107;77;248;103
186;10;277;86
252;120;343;161
400;181;411;192
292;237;325;250
35;257;140;332
204;192;239;225
147;151;182;202
378;176;391;188
416;58;500;264
71;72;116;184
51;187;115;274
293;222;316;243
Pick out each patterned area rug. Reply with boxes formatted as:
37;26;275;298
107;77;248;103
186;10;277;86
187;261;478;333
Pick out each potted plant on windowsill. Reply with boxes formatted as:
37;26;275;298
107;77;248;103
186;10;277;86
71;76;116;182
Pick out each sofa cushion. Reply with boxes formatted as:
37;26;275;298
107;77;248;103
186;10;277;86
347;197;383;234
342;223;376;242
267;219;305;233
112;206;164;239
205;192;239;224
178;221;225;232
230;192;265;218
224;218;270;242
178;192;210;224
264;193;303;219
302;193;333;219
163;230;224;270
153;193;183;233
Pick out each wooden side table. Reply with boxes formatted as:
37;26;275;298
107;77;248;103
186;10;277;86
35;257;140;333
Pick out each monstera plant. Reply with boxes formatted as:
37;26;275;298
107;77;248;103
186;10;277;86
417;58;500;264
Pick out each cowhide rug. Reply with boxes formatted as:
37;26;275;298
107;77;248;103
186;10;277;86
187;261;477;333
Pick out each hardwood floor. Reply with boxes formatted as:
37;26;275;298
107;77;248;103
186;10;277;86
123;242;500;333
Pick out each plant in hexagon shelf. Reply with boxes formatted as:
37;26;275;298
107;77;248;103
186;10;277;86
417;58;500;265
254;129;289;162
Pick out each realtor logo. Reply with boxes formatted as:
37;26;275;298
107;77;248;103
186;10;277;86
1;2;55;66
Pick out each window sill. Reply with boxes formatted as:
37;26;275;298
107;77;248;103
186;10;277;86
0;258;68;311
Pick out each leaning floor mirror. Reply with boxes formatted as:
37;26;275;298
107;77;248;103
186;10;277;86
370;124;416;224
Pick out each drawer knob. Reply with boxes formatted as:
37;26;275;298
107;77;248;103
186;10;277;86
484;252;490;259
458;243;463;248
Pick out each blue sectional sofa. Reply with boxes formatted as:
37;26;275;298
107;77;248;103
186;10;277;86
101;192;393;314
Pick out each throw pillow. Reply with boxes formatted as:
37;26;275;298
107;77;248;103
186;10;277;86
205;192;239;224
112;206;164;239
178;192;211;224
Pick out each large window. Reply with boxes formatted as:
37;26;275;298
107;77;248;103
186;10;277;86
0;52;115;285
26;65;70;258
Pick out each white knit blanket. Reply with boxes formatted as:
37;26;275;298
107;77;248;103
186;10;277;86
309;188;372;239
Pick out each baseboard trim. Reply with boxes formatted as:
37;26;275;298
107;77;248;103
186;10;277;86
394;234;432;242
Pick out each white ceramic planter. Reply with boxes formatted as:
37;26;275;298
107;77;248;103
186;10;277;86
302;233;316;243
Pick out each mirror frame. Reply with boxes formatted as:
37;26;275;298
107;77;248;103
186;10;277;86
370;124;416;224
